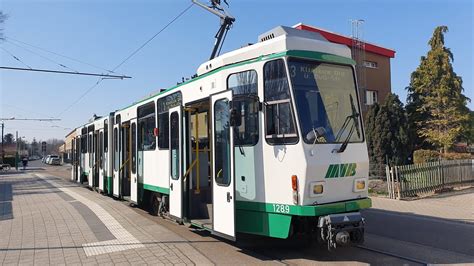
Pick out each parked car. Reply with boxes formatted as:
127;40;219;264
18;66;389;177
43;155;50;164
48;155;60;165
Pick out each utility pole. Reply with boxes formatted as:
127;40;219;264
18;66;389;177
1;121;4;164
15;131;19;170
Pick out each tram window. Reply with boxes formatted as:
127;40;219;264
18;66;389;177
131;123;137;174
228;70;257;95
99;132;104;168
157;92;182;149
214;99;231;186
104;120;108;152
263;59;298;144
158;113;169;149
137;102;156;151
113;128;118;171
81;135;87;153
227;70;259;146
170;112;180;180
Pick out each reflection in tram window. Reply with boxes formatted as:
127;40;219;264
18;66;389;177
214;99;231;186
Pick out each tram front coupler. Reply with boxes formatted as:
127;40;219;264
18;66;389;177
317;212;365;250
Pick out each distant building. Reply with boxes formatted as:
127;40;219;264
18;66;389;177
294;23;396;115
60;129;77;163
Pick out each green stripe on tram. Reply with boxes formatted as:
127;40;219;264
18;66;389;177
235;198;371;217
143;184;170;195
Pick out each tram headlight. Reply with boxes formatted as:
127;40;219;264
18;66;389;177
313;184;324;194
310;182;324;197
354;178;367;192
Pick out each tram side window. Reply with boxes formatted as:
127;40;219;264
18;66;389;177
81;129;87;153
227;70;259;146
263;59;298;144
131;123;136;174
99;132;104;168
138;102;156;151
214;98;231;186
113;128;118;171
157;92;182;149
104;120;108;152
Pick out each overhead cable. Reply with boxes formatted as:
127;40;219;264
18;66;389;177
7;36;117;74
111;3;194;71
5;40;79;72
56;3;194;117
0;46;32;69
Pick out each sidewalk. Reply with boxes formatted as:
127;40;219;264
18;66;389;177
370;187;474;223
0;171;214;265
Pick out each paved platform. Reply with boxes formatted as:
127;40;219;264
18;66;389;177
370;187;474;223
0;171;212;265
2;163;472;265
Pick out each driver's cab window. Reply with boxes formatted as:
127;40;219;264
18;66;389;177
263;59;298;144
227;70;259;146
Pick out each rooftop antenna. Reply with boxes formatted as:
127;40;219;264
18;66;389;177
192;0;235;60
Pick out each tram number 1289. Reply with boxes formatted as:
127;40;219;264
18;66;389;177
273;204;290;214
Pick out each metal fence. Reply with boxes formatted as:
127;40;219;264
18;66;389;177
385;159;474;199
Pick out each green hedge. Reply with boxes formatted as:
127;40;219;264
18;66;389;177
1;157;17;167
442;152;472;160
413;150;440;164
414;149;473;164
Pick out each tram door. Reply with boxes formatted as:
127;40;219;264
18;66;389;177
88;131;94;187
94;131;99;189
169;106;183;219
130;120;138;203
71;138;76;181
210;90;235;240
113;121;120;197
98;130;104;192
121;123;131;200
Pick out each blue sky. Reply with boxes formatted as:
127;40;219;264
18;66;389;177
1;0;472;142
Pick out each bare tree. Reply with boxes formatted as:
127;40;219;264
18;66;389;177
0;11;7;41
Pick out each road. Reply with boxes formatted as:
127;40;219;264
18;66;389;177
1;161;473;265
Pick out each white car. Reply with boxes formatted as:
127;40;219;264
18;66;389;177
43;155;51;164
49;155;61;165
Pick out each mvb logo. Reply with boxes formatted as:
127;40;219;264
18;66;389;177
325;163;357;178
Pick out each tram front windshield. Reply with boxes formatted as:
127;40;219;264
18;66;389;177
288;59;363;144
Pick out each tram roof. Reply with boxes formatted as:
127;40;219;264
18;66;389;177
196;25;351;76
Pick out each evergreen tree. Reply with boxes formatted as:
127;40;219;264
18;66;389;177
366;93;411;171
406;26;470;153
364;102;380;171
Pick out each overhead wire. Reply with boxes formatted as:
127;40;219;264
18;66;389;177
6;36;117;74
5;40;79;72
56;3;194;118
56;78;103;117
111;3;194;72
1;46;33;69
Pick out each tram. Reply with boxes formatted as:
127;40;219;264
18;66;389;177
70;25;371;249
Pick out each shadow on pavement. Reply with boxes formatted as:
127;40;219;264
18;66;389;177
0;183;13;220
362;208;474;258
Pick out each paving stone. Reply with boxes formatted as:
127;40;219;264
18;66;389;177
0;172;214;265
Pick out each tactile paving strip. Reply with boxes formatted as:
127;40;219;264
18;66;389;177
36;173;145;256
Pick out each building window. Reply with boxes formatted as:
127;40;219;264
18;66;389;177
363;60;378;69
366;90;378;105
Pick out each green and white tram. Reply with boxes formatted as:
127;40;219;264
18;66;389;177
72;25;371;249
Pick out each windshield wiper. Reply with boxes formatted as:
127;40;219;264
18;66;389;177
334;95;361;153
335;122;355;153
